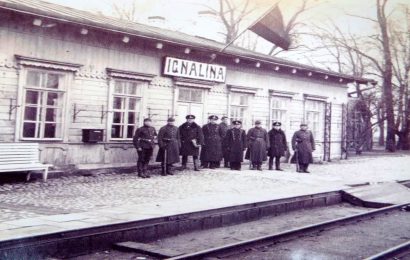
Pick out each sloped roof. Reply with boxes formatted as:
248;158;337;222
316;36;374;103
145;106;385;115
0;0;376;84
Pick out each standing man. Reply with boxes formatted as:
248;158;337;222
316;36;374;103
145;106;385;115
226;120;247;170
133;118;157;178
219;116;230;168
291;123;315;173
201;115;223;169
179;115;204;171
267;121;288;171
246;120;269;171
156;118;180;176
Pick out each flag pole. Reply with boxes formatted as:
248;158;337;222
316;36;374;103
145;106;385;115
209;1;280;63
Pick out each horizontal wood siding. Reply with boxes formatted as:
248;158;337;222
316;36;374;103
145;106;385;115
0;17;349;167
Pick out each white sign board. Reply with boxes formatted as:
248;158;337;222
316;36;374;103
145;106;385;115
163;57;226;83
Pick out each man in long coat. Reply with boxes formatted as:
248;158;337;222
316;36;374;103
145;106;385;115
179;115;204;171
268;121;288;171
219;116;230;168
226;120;247;170
246;120;269;171
133;118;157;178
291;123;315;173
156;117;180;176
200;115;224;169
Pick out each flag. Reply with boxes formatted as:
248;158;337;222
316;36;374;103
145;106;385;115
249;5;291;50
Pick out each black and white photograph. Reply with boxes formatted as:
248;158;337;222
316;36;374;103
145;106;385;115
0;0;409;259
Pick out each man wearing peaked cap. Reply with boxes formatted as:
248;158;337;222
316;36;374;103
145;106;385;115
133;118;157;178
200;115;223;169
219;116;230;168
156;117;180;176
225;120;247;170
268;121;288;171
179;114;203;171
291;123;315;173
246;120;269;171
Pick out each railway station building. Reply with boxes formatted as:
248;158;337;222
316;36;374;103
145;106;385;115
0;0;376;170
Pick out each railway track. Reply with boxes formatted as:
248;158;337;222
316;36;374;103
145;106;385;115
164;203;410;260
2;187;409;260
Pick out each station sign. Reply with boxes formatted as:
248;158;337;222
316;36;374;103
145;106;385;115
163;57;226;83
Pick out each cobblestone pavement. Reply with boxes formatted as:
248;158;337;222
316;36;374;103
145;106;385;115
0;154;409;223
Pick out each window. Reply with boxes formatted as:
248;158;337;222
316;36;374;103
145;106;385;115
178;88;203;103
22;70;65;139
230;93;249;125
111;80;143;139
271;96;290;130
305;100;324;138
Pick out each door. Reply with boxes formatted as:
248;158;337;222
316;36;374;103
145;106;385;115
177;102;204;126
176;87;204;126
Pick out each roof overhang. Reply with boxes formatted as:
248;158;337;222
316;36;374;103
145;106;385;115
0;0;377;86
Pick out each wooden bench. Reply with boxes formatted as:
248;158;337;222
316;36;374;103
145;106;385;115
0;143;52;182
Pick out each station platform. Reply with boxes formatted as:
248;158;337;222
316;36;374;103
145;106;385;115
0;154;409;253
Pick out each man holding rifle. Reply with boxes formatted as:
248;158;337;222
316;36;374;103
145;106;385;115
133;118;157;178
156;118;180;176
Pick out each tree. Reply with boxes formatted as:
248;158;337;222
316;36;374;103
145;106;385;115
377;0;396;152
204;0;255;44
307;21;383;152
311;0;398;152
112;0;139;22
391;5;410;149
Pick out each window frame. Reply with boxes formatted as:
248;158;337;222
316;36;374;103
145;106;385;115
229;91;253;129
109;79;145;141
177;87;204;104
304;98;325;141
19;68;69;141
270;95;291;131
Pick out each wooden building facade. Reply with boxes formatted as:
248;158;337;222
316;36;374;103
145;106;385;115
0;0;376;170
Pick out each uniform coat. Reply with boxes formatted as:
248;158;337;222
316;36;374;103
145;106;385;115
133;125;157;163
219;122;230;161
245;127;270;162
133;126;157;150
200;123;224;162
226;128;247;162
178;122;204;156
291;130;315;164
156;124;180;164
267;128;288;157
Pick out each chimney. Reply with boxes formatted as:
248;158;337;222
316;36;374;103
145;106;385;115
196;10;225;42
147;16;166;29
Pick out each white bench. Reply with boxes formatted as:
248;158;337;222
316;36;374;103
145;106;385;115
0;143;52;182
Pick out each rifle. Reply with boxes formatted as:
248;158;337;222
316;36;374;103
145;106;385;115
295;147;300;172
248;136;256;170
164;144;168;174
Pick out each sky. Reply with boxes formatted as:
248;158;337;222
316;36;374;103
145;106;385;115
43;0;409;73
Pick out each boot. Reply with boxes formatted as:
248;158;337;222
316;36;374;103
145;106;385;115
194;159;200;171
257;164;262;171
251;163;256;170
181;156;187;170
303;164;310;173
202;162;209;169
137;161;144;178
143;163;150;178
268;158;273;170
275;158;283;171
210;162;216;169
224;161;229;168
166;164;173;175
161;164;167;176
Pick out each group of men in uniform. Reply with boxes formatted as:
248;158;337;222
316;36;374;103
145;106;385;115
132;115;315;178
